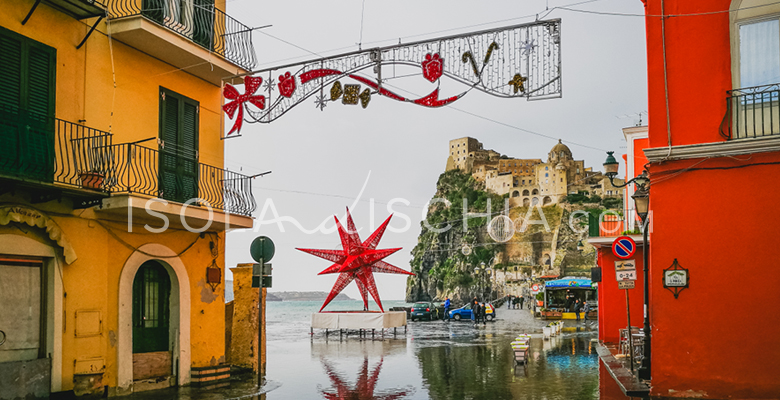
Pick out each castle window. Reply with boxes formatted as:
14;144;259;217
545;173;548;177
545;166;549;170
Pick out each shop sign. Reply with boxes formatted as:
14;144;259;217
663;258;689;299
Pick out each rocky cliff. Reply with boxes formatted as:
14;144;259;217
406;171;606;304
405;170;505;304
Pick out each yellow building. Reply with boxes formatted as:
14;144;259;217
0;0;255;398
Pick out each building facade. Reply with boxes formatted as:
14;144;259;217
595;1;780;398
0;1;256;398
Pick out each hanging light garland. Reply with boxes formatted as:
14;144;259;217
223;19;562;135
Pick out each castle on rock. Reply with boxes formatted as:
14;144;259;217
445;137;623;206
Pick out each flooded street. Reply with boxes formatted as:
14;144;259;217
265;301;601;400
123;301;606;400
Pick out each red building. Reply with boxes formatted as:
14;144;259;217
596;1;780;398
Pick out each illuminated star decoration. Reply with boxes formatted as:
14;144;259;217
508;74;527;94
520;39;537;55
263;77;276;93
319;357;413;400
297;208;414;312
314;94;328;110
222;76;265;135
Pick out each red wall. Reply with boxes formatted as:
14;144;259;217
645;0;732;148
597;243;646;345
647;154;780;398
643;0;780;397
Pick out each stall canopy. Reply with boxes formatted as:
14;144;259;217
545;278;593;289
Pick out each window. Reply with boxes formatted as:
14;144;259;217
0;27;56;182
159;88;199;204
545;173;548;177
739;19;780;88
545;166;548;170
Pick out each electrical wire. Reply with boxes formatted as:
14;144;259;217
557;1;780;18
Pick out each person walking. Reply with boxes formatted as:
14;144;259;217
518;295;525;310
507;295;513;309
472;302;480;325
583;301;591;324
574;299;582;322
444;297;451;321
480;302;487;325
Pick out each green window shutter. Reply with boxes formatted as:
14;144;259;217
180;100;199;202
0;34;23;173
0;27;55;182
158;88;199;204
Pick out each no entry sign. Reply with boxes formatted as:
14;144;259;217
612;236;636;259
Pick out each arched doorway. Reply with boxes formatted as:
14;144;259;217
118;244;190;391
523;198;530;207
543;196;552;205
531;197;539;206
132;260;172;380
512;190;520;197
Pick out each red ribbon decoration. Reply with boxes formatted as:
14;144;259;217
223;76;266;136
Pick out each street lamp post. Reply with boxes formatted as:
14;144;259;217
604;151;651;380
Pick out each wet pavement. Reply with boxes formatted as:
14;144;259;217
122;302;603;400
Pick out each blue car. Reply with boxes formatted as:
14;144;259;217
449;303;495;321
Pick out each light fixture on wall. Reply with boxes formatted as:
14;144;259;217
206;260;221;291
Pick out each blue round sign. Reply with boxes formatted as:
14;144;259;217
612;236;636;260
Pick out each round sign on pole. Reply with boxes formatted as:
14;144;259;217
531;284;540;292
251;236;275;263
612;236;636;260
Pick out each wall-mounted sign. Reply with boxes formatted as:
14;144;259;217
618;280;635;289
663;259;689;299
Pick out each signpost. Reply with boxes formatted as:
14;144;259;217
613;236;638;372
250;236;275;386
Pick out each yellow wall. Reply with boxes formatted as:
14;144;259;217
1;0;237;393
0;0;225;167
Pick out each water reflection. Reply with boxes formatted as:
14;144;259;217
417;333;599;400
319;357;414;400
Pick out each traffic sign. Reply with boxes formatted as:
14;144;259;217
612;236;636;260
617;270;637;281
615;259;636;272
531;284;540;292
250;236;275;263
618;280;635;289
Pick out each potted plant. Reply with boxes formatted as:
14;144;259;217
79;169;105;190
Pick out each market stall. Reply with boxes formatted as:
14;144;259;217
541;277;597;320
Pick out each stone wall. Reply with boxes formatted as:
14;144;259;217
228;265;266;376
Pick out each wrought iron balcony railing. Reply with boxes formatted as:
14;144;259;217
0;106;256;216
107;142;257;216
588;209;642;237
0;105;113;191
721;83;780;140
106;0;257;71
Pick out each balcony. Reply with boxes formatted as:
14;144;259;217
0;108;256;228
722;83;780;140
106;0;257;84
587;209;642;238
0;105;113;206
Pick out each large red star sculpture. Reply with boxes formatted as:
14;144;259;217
297;208;414;312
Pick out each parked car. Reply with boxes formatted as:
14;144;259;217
449;303;495;321
410;302;439;321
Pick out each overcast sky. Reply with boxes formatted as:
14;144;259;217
222;0;647;303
